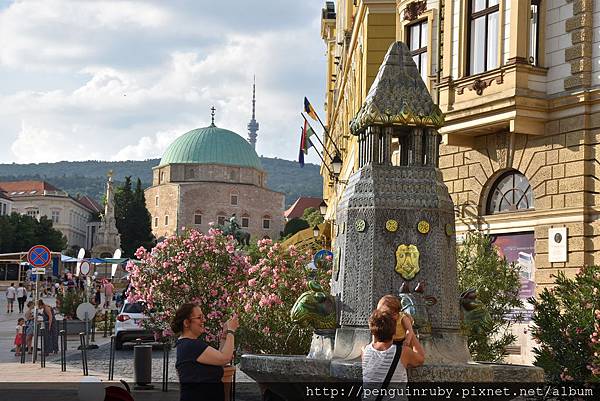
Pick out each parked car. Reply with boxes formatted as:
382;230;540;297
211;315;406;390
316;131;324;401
114;301;154;350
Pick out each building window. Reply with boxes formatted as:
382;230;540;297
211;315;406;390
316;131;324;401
154;217;158;227
468;0;500;75
486;170;534;214
1;203;6;216
241;217;249;228
51;210;60;224
165;215;169;226
26;209;39;218
217;214;226;226
529;0;540;65
155;196;159;206
407;19;428;84
194;213;202;225
262;217;270;229
230;195;238;206
160;171;165;184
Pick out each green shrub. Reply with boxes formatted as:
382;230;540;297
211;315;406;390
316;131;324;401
283;218;310;238
456;232;523;362
530;265;600;382
56;290;84;319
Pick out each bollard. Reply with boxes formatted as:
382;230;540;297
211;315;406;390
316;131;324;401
59;330;66;372
79;332;88;376
32;322;39;363
103;311;108;338
20;330;26;364
162;342;170;392
108;335;116;381
133;343;153;390
40;325;46;368
91;316;96;343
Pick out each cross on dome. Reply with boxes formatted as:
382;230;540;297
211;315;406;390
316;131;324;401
210;106;216;126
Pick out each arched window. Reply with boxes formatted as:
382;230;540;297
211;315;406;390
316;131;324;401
262;214;271;229
486;170;534;214
241;213;250;228
217;212;226;226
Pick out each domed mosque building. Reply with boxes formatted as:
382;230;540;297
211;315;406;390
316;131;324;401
145;95;285;241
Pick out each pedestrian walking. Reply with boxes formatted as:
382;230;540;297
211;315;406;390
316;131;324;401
103;279;115;309
14;318;25;356
6;283;16;313
16;283;27;313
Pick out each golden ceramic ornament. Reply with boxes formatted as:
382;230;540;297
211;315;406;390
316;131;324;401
395;244;420;280
445;223;455;236
355;219;366;232
385;219;398;232
417;220;430;234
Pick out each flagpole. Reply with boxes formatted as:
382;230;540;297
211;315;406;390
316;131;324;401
301;126;334;176
301;113;334;160
310;110;343;156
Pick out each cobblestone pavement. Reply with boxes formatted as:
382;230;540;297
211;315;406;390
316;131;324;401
47;342;263;400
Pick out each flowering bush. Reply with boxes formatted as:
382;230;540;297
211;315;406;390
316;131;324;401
127;228;247;344
530;265;600;382
238;238;330;354
127;228;331;354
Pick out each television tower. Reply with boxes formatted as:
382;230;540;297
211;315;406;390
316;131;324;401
247;76;259;149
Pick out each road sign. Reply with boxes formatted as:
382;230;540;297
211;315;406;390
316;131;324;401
80;261;91;276
31;268;46;275
27;245;51;268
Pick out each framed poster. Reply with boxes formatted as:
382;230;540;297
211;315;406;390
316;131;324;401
548;227;567;263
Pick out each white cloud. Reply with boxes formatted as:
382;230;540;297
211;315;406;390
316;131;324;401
0;0;326;164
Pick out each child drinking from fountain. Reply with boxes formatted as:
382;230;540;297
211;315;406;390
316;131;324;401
377;295;414;343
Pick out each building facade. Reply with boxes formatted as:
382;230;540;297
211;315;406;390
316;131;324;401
145;124;285;241
0;181;98;248
319;0;600;364
0;192;12;216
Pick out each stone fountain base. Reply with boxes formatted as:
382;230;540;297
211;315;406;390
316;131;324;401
240;354;544;401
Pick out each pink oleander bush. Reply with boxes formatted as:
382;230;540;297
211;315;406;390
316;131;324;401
529;265;600;382
126;227;331;354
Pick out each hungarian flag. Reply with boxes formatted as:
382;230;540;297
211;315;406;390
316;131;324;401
304;97;319;122
298;119;315;167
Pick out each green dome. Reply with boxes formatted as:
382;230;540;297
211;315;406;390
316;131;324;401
159;124;262;170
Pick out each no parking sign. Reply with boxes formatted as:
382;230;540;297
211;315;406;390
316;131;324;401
27;245;51;268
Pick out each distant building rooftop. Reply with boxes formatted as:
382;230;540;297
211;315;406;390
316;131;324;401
0;180;62;197
284;197;323;220
76;195;103;214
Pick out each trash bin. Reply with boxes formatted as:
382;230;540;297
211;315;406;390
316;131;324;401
133;344;153;388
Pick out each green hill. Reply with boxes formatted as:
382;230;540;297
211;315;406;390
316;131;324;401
0;158;322;207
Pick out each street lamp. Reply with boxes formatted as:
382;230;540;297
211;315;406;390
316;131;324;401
319;200;328;216
331;154;343;176
313;225;320;238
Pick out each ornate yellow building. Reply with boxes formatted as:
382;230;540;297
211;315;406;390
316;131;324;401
319;0;599;364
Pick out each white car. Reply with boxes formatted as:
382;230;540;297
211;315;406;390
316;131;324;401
114;301;154;350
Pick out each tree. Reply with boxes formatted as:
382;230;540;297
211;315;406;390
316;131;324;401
302;207;324;227
456;232;523;362
0;213;66;253
130;178;155;252
113;177;154;256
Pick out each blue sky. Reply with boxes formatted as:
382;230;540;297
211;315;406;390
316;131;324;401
0;0;326;164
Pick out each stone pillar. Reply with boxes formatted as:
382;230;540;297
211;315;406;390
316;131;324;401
412;127;424;166
371;126;380;165
383;127;393;165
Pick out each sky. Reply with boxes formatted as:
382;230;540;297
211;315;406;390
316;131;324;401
0;0;326;164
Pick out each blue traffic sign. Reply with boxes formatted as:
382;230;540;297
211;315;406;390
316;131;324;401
27;245;51;268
